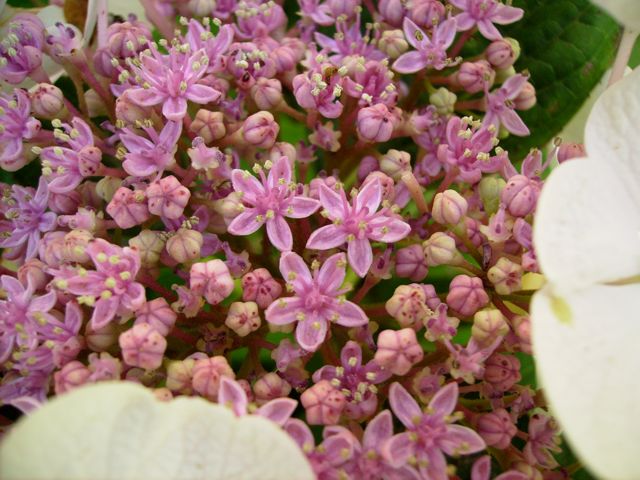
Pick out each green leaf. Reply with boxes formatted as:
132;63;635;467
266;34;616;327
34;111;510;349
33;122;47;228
498;0;620;158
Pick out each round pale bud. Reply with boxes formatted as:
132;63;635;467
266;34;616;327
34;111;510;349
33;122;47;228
85;322;119;352
472;309;509;346
17;259;48;290
166;357;198;394
494;66;516;84
514;81;536;110
146;175;191;219
458;60;496;94
385;284;431;329
30;83;64;119
242;268;282;309
188;0;216;16
153;388;173;401
477;408;517;449
190;109;226;143
119;322;167;370
395;244;428;281
192;356;235;401
85;89;108;118
487;257;523;295
512;315;532;354
380;149;411;180
432;190;468;225
251;77;283;110
269;142;297;164
378;0;405;26
95;176;123;203
374;328;424;376
301;380;346;425
166;228;203;264
478;176;506;216
357;103;396;142
557;142;585;162
135;298;177;336
446;275;489;317
48;191;80;214
129;230;165;267
225;301;261;337
484;353;521;392
422;232;463;266
486;38;520;70
190;259;234;305
242;111;279;149
501;174;538;217
378;29;409;58
429;87;457;116
253;372;292;406
54;361;91;394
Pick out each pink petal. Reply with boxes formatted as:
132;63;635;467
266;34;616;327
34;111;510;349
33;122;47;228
318;184;346;219
266;216;293;251
314;32;337;50
492;5;524;24
421;449;447;480
228;208;264;236
28;290;56;312
368;216;411;243
440;424;486;455
347;237;373;277
448;0;467;8
381;432;415;468
296;316;328;351
317;252;347;294
454;12;476;31
267;156;292;189
257;398;298;426
435;18;458;48
402;17;425;49
185;83;221;104
159;120;183;147
231;169;265;205
287;196;320;218
90;298;119;330
471;456;491;480
355;178;382;214
477;19;502;40
306;225;348;250
322;433;355;465
502;74;529;99
265;296;304;325
392;51;429;74
126;87;166;107
339;341;362;368
218;377;248;416
119;131;154;154
162;96;188;121
327;300;368;327
501;109;530;137
285;418;315;449
363;410;393;448
279;252;312;291
429;382;459;417
389;382;422;428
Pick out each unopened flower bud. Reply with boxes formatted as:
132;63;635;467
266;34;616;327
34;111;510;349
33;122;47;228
242;111;279;149
242;268;282;309
85;322;119;352
269;142;297;164
494;66;516;84
357;103;396;142
301;380;346;425
385;284;431;328
30;83;64;119
153;388;173;401
374;328;424;375
61;229;93;263
501;174;538;217
429;87;457;116
251;77;283;110
188;0;217;16
253;372;292;405
129;230;165;267
472;309;509;346
432;190;468;225
106;187;151;229
423;232;463;266
225;301;261;337
96;176;123;203
478;176;506;215
486;38;520;70
378;29;409;58
380;149;411;180
477;408;517;449
166;228;203;263
357;155;379;182
514;81;536;110
395;244;428;281
191;109;226;143
457;61;495;93
119;322;167;370
557;142;585;162
446;275;489;317
484;353;521;392
54;361;91;394
513;315;532;354
192;355;235;400
487;257;523;295
116;90;151;125
48;191;80;214
166;357;198;393
363;171;395;202
18;259;48;290
190;259;234;305
135;298;177;336
147;175;191;219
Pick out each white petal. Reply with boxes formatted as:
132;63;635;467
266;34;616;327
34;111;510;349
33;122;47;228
0;382;314;480
585;66;640;209
531;284;640;480
533;157;640;292
590;0;640;31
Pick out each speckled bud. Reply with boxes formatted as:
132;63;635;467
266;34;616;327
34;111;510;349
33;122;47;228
119;322;167;370
225;301;261;337
129;230;165;267
472;309;509;346
301;380;346;425
190;109;226;143
487;257;523;295
166;228;203;263
374;328;424;375
432;190;468;225
192;356;235;400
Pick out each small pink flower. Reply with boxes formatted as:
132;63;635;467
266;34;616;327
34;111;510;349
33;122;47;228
484;74;530;137
357;103;397;142
134;298;177;336
393;17;457;73
225;301;261;337
477;408;517;449
374;328;424;375
146;175;191;219
241;111;280;149
119;121;182;178
119;322;167;370
190;259;234;306
451;0;524;40
301;379;346;425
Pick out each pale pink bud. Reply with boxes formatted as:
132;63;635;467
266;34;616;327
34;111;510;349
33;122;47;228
378;0;405;26
85;322;119;352
557;143;585;162
514;81;536;110
432;189;468;225
269;142;297;164
472;309;509;346
116;90;151;125
422;232;463;266
357;155;379;182
135;298;177;336
30;83;64;119
119;322;167;370
253;372;292;406
487;257;523;294
486;39;519;70
251;78;283;110
61;229;93;264
301;380;346;425
363;171;395;202
380;149;411;180
166;228;203;263
190;259;234;305
395;244;428;281
242;111;279;149
410;0;446;26
457;60;495;93
242;268;282;309
190;109;226;143
378;29;409;58
96;176;123;203
154;388;173;401
374;328;424;375
54;361;91;394
192;356;235;400
146;175;191;219
477;408;517;449
129;230;164;267
166;357;198;394
225;301;261;337
513;315;532;354
48;190;80;214
106;187;151;229
484;354;521;392
357;104;397;142
446;275;489;317
385;284;431;328
17;259;48;290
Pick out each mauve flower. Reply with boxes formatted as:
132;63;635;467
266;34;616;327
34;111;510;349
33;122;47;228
314;16;385;64
450;0;524;40
0;14;44;84
393;17;457;74
228;156;320;251
383;382;485;479
0;89;41;171
265;252;368;351
306;180;411;277
292;63;345;119
119;120;182;177
484;74;530;137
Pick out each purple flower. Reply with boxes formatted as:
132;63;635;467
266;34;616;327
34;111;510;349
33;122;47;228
233;0;287;41
126;46;221;121
119;120;182;177
228;156;320;251
0;14;44;84
344;60;398;107
450;0;524;41
265;252;368;351
306;180;411;277
393;17;457;73
484;74;530;136
183;20;234;74
383;382;486;480
51;239;146;330
293;63;345;119
0;177;56;260
0;89;41;171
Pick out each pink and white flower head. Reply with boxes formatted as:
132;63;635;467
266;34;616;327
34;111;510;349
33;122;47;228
228;156;320;252
306;179;411;277
265;252;368;351
450;0;524;41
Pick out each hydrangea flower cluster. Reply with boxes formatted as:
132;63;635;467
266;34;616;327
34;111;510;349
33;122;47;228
0;0;591;477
